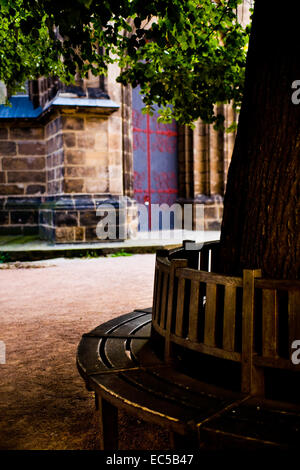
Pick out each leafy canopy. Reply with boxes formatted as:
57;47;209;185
0;0;250;125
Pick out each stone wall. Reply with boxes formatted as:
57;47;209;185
0;123;46;197
0;122;47;235
177;104;237;231
39;103;129;243
0;77;136;242
39;195;135;243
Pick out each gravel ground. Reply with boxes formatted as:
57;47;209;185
0;255;170;450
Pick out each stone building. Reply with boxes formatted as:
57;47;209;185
0;68;138;243
0;3;252;244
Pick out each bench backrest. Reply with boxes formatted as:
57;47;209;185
152;244;300;397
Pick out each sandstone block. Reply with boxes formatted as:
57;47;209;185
46;117;62;137
53;151;64;167
85;178;108;193
18;141;46;155
55;227;75;242
62;117;84;130
0;128;8;140
0;141;16;156
108;133;121;151
74;227;85;241
65;166;96;178
0;184;24;195
47;134;63;154
2;157;45;171
66;150;85;165
63;133;76;147
64;178;84;193
77;133;95;148
26;184;46;195
56;211;78;227
85;117;107;131
55;167;64;179
10;127;44;140
80;210;100;226
7;171;46;183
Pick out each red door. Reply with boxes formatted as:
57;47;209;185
132;87;178;230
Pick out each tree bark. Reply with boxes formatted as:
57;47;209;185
219;0;300;280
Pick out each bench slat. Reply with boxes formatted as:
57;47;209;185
104;317;152;369
119;368;237;419
155;270;163;325
223;285;237;352
262;289;278;357
175;277;186;337
89;310;150;336
90;372;197;432
164;258;188;361
288;290;300;352
188;280;200;342
152;268;159;320
201;397;300;449
160;271;169;329
77;311;151;375
204;283;217;347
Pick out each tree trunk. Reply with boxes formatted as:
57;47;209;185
219;0;300;280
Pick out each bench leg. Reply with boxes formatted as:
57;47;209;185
96;395;118;450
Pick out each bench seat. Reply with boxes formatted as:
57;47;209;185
77;309;300;449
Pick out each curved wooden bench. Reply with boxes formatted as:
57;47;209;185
152;242;300;399
77;309;300;450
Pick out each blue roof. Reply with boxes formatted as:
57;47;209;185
0;96;43;118
52;97;119;109
0;95;119;119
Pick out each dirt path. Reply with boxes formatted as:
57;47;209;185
0;255;169;450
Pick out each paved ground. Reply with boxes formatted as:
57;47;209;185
0;255;170;450
0;230;219;252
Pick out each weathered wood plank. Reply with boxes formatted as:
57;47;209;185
188;279;200;342
223;285;236;352
165;259;188;361
241;269;264;395
175;277;186;337
262;289;278;358
160;271;169;329
254;355;300;370
177;268;242;287
204;283;217;347
169;331;241;362
152;266;159;320
255;279;300;290
288;290;300;353
154;269;163;326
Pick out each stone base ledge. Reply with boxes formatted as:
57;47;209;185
39;194;138;243
0;194;138;243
